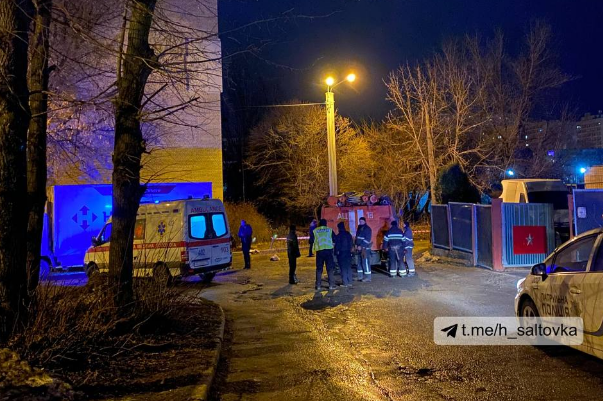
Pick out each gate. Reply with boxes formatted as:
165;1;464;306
449;202;473;253
573;189;603;236
431;205;450;249
475;205;492;269
502;203;555;267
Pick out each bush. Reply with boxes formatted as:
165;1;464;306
224;202;273;244
9;280;201;380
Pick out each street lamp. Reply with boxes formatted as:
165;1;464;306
325;73;356;196
506;169;515;177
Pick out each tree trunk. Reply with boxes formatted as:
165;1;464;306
27;0;52;294
0;0;32;340
109;0;156;307
424;105;438;204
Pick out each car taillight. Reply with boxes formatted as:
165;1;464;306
181;250;189;262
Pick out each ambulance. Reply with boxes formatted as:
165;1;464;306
515;227;603;359
84;198;231;284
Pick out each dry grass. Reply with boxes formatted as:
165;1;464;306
8;278;221;395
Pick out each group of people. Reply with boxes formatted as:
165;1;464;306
289;218;415;291
239;218;415;290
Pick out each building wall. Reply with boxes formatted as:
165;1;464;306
576;113;603;149
48;0;223;199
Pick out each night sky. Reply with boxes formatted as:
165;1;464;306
219;0;603;121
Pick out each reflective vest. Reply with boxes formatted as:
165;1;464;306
313;226;334;251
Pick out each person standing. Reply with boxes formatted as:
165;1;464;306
287;225;301;284
355;217;373;282
383;220;405;277
308;219;317;257
238;220;253;269
334;221;353;287
402;221;415;276
313;219;336;290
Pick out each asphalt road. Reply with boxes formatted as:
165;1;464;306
202;247;603;401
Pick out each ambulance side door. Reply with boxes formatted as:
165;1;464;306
210;213;230;266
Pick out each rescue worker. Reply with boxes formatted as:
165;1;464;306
238;220;253;269
308;219;317;257
334;221;353;287
383;220;405;277
402;221;415;276
313;219;336;290
355;217;373;282
287;225;301;284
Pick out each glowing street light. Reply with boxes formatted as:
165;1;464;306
325;72;357;196
506;169;515;177
579;167;587;174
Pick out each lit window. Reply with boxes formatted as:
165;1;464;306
190;215;207;239
525;135;528;139
212;214;227;237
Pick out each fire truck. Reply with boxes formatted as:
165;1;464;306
320;193;397;265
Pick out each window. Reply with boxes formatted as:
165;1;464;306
189;213;228;240
527;191;568;210
519;194;526;203
551;236;597;273
100;223;112;243
212;214;227;237
134;219;146;240
190;215;207;239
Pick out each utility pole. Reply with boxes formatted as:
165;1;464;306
325;90;337;196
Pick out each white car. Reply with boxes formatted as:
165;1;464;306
515;228;603;359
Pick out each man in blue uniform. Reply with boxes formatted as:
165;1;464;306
383;220;406;277
402;221;415;276
354;217;373;282
334;222;353;287
238;220;253;269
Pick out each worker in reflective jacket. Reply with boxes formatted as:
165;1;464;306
383;220;405;277
402;221;415;276
313;219;336;290
354;217;373;282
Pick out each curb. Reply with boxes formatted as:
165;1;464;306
107;303;226;401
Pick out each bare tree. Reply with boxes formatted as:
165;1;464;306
0;0;32;339
247;104;371;216
109;0;158;306
26;0;52;293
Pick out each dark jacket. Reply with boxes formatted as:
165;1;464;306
309;222;317;242
355;224;372;249
238;224;253;249
334;223;353;257
384;225;405;248
403;225;414;249
287;231;301;258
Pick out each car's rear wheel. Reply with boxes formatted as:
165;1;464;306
153;262;172;287
520;298;540;318
199;272;216;284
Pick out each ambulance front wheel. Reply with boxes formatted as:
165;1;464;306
199;272;216;284
153;262;173;287
85;262;99;278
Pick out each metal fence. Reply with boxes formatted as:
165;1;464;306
502;203;555;268
431;205;450;249
475;205;493;269
449;202;474;253
573;189;603;236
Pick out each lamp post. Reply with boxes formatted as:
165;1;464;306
325;73;356;196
